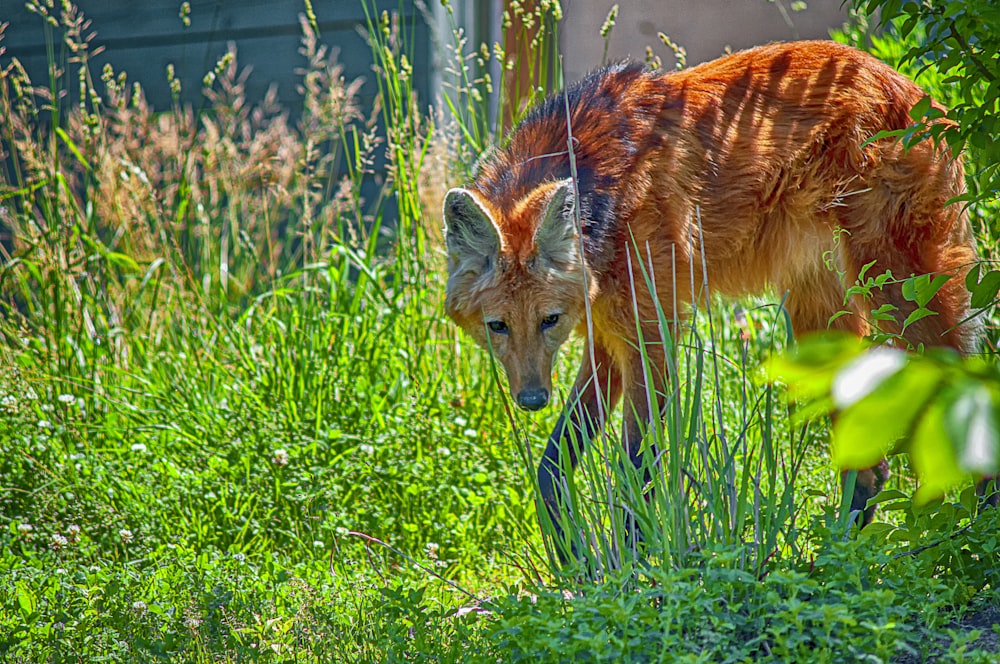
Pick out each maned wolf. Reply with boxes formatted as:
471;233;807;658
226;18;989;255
442;40;979;551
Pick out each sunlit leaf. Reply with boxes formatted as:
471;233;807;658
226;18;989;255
831;347;907;409
910;401;967;503
766;332;867;403
832;357;938;469
106;252;141;273
969;270;1000;309
944;383;999;474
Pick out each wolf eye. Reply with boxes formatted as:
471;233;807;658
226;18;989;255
540;314;560;330
487;320;509;334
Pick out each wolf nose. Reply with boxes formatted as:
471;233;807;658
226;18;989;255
517;388;549;411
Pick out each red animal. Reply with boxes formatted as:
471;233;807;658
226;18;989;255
442;40;979;551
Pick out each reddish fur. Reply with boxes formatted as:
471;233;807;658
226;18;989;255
443;41;979;538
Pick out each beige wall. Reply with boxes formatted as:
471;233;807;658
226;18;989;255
560;0;851;83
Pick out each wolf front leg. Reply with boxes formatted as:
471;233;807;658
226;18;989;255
617;355;667;549
844;460;891;527
536;344;622;562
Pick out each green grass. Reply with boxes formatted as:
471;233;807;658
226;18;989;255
1;1;998;661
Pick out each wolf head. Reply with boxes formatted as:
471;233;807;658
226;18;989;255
443;178;589;411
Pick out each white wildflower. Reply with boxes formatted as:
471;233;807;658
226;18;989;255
119;528;133;543
132;600;147;615
50;534;68;550
131;443;147;453
271;449;289;466
57;393;75;404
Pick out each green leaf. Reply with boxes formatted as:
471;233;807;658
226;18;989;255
872;489;909;502
902;307;937;330
0;177;50;201
766;332;867;403
901;273;950;308
828;310;853;325
16;581;36;619
873;271;895;288
965;263;982;291
831;347;907;409
970;270;1000;308
944;382;999;475
861;128;908;148
106;252;141;273
857;259;879;283
910;400;967;503
870;303;899;324
909;96;932;123
858;522;895;540
56;127;92;171
900;14;920;38
832;355;938;470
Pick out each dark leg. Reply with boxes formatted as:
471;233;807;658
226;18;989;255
977;477;1000;510
617;370;663;549
537;344;622;560
780;259;886;528
843;459;890;526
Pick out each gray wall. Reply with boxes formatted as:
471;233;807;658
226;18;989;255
1;0;432;113
1;1;849;121
560;0;851;84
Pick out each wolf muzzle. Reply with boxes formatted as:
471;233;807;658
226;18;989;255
516;388;549;411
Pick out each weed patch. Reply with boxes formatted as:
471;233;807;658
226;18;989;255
1;1;998;661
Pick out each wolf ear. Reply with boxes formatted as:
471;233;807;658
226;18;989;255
532;178;579;269
443;188;502;278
